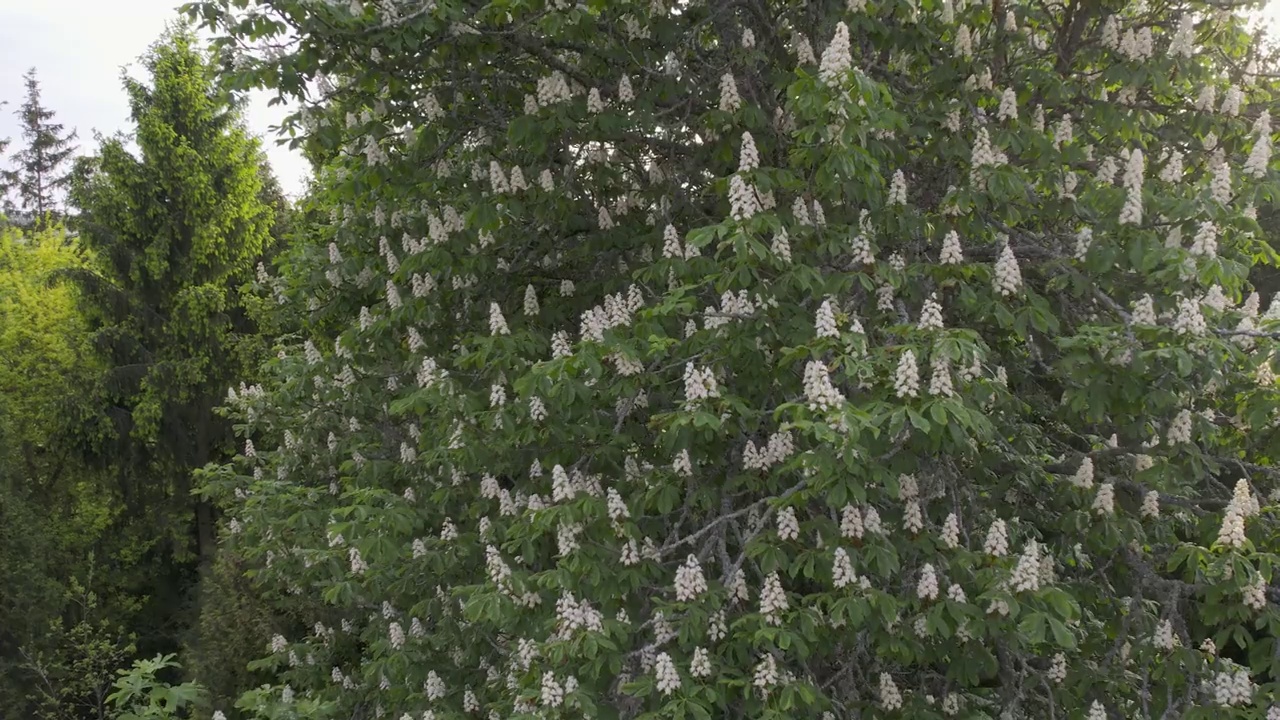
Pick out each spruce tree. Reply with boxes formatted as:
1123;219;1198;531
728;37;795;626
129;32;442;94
68;29;273;566
5;69;77;225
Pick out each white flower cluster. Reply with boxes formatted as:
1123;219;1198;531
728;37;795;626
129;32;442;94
1172;297;1207;336
1167;409;1193;444
743;431;795;470
1092;482;1115;516
655;652;681;695
1119;148;1144;225
690;646;712;678
852;232;875;264
1201;284;1228;313
718;73;741;112
529;396;548;422
879;673;903;711
816;299;840;338
1246;111;1272;179
1074;226;1093;261
1217;479;1259;549
1118;26;1154;61
833;547;857;588
1130;294;1157;325
1221;85;1244;117
349;547;368;574
877;284;894;311
1011;540;1042;592
488;302;510;335
941;513;961;548
661;224;700;260
1140;490;1160;518
1168;14;1195;58
930;355;955;398
586;87;605;114
555;591;604;636
904;499;925;533
1210;156;1232;204
1243;573;1267;611
425;670;446;700
739;132;759;172
1187;219;1218;257
997;87;1017;121
728;175;761;220
1087;700;1107;720
556;521;582;556
673;448;693;477
776;506;800;541
840;504;864;539
683;363;719;409
955;24;973;58
864;506;883;534
888;170;908;205
803;360;844;411
485;545;512;588
993;242;1022;296
970;127;1007;184
984;519;1009;557
771;229;792;262
918;294;944;330
540;672;564;707
1048;653;1067;683
940;230;964;264
917;563;940;600
759;571;789;625
818;22;852;85
793;34;816;65
1152;618;1176;649
536;70;572;105
753;654;779;695
1213;666;1254;707
894;349;920;398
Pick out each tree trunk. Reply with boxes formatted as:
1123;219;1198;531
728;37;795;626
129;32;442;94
193;412;217;563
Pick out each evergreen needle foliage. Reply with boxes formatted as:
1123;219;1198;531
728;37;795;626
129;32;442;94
3;68;78;224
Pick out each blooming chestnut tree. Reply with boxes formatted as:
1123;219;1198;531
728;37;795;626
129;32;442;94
193;0;1280;718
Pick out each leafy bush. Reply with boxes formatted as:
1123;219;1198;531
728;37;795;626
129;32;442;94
108;654;204;720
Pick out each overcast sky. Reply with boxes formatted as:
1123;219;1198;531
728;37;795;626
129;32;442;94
0;0;309;199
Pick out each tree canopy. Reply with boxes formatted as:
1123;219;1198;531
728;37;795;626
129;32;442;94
181;0;1280;718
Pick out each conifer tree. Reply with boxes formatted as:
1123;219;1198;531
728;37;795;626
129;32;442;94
5;69;77;225
68;28;273;564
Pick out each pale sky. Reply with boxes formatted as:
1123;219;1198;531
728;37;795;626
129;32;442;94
0;0;310;200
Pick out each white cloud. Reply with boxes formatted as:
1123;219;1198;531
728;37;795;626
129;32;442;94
0;0;309;199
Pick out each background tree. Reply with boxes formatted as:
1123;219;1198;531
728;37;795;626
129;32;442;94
4;69;78;226
191;0;1280;717
69;24;274;560
0;225;148;718
0;100;11;209
63;29;278;706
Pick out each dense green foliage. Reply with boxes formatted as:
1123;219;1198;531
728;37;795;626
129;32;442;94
68;28;276;562
188;0;1280;718
9;0;1280;718
0;28;286;720
0;226;125;718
